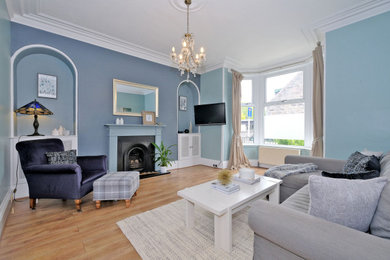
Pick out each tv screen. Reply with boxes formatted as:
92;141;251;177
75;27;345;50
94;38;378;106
194;103;226;125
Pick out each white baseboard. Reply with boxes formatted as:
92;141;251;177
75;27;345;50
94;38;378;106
0;189;13;238
197;158;225;169
171;158;261;170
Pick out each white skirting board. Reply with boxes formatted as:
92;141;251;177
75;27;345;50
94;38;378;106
0;189;13;238
169;158;260;170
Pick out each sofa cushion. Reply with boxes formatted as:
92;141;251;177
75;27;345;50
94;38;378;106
282;185;309;213
281;170;322;190
370;183;390;239
370;154;390;239
46;150;77;165
343;151;380;173
308;175;388;232
322;170;380;180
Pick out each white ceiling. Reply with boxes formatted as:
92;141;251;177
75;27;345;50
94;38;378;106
6;0;389;72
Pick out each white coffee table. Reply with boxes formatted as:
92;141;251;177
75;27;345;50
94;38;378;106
177;176;282;253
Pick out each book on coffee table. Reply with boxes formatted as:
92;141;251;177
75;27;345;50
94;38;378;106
233;174;261;185
210;181;240;194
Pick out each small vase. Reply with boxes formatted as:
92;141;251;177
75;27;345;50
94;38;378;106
160;166;168;173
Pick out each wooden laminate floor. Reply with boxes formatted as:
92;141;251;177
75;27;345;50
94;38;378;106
0;165;266;260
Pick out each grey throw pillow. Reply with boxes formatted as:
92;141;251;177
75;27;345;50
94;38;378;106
46;150;77;164
308;175;388;232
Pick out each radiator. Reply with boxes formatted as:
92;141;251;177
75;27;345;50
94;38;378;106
258;146;300;166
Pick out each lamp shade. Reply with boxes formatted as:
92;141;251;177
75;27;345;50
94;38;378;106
15;99;53;136
15;99;53;115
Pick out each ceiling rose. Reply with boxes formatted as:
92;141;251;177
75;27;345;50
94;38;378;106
169;0;207;13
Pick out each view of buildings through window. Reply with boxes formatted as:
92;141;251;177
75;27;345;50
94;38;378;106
264;71;305;146
241;70;306;147
241;80;254;144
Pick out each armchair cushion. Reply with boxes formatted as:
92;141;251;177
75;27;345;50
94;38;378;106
46;150;77;164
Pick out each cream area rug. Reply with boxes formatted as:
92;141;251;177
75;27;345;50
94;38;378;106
117;199;253;259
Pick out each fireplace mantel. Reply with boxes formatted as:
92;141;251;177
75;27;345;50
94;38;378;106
105;124;166;172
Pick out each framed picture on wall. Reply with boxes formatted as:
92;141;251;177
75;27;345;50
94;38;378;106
179;96;187;111
38;73;57;99
142;111;156;125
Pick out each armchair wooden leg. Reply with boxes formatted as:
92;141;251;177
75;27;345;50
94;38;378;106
74;199;82;211
125;199;130;208
96;201;101;209
30;198;36;210
134;191;137;197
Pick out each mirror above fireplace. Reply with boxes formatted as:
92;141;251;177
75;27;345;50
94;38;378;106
113;79;159;117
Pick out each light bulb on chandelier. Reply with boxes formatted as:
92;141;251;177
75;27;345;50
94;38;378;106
170;0;206;78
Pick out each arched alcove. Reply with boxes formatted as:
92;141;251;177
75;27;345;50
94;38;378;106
176;80;200;133
10;45;78;137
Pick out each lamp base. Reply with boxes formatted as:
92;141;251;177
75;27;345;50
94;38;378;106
30;114;44;136
28;133;44;136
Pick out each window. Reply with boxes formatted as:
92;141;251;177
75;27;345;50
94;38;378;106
264;71;305;146
241;63;312;147
241;79;255;144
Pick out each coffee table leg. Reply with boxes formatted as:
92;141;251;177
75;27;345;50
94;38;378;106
214;210;232;253
268;184;280;204
185;200;195;228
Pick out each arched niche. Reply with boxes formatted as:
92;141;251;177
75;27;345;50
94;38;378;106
10;45;78;137
176;79;200;133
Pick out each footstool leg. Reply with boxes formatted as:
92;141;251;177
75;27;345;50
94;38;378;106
134;191;137;197
125;199;130;208
96;201;101;209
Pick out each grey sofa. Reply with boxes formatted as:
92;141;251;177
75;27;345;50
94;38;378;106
249;154;390;260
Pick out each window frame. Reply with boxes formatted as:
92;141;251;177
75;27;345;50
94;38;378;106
241;62;313;148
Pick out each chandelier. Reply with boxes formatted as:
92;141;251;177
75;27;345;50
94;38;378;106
170;0;206;78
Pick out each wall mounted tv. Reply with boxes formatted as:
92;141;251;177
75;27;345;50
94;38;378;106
194;102;226;125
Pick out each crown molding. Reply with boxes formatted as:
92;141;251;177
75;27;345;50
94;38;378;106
10;12;175;67
7;0;389;75
303;0;390;44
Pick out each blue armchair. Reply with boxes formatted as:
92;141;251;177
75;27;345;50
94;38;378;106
16;138;107;211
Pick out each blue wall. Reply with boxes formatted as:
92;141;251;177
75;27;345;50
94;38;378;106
200;68;223;160
11;23;200;158
325;11;390;159
178;83;198;133
0;0;11;203
223;68;233;160
15;53;75;135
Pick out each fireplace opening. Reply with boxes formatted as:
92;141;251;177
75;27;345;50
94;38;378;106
126;146;147;172
117;136;154;173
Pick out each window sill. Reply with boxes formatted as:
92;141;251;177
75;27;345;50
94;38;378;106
243;143;312;150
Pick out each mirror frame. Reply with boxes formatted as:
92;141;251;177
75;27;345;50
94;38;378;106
113;79;159;117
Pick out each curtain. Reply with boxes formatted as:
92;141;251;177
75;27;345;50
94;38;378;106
228;70;251;169
311;42;324;157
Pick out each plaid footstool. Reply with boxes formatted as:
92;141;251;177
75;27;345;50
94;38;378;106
93;171;140;208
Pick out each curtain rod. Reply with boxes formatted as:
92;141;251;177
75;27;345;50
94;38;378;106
237;56;313;75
